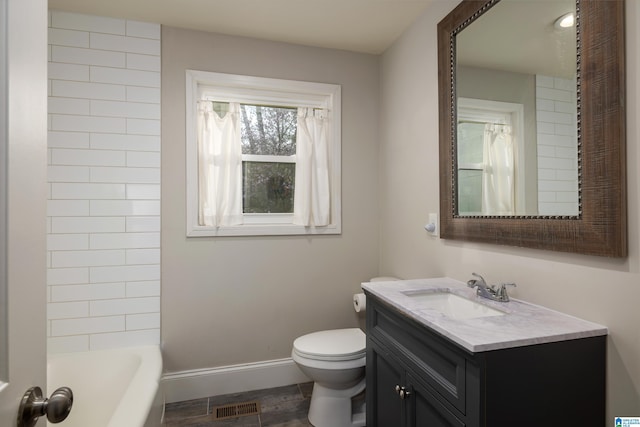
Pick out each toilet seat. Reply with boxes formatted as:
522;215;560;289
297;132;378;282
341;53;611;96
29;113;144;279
293;328;365;362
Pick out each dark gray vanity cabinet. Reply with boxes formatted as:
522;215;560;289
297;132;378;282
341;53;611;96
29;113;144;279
365;293;606;427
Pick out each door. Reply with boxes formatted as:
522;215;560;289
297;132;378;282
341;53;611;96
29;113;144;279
0;0;49;425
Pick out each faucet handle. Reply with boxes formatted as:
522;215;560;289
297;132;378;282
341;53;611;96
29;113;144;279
471;272;486;283
496;283;516;301
467;272;486;288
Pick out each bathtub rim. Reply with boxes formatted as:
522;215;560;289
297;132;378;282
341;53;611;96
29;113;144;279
47;345;162;427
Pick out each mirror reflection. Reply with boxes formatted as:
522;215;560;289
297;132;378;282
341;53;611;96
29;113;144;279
455;0;578;216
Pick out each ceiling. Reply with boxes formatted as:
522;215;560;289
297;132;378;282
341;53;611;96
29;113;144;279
47;0;436;54
457;0;576;78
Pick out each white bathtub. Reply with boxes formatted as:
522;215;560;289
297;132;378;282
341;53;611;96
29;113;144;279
47;346;163;427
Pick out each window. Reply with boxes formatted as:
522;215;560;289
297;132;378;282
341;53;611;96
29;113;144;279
186;70;341;236
457;98;525;216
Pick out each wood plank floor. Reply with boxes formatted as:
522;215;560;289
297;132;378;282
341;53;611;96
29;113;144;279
164;383;314;426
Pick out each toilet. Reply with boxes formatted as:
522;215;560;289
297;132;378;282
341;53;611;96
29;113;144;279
292;328;366;427
292;276;399;427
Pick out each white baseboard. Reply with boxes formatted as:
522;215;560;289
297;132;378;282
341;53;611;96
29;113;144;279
161;357;311;403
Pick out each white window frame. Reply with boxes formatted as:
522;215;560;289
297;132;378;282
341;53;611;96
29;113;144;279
186;70;341;237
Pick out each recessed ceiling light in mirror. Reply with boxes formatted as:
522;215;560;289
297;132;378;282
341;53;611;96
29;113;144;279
555;12;575;29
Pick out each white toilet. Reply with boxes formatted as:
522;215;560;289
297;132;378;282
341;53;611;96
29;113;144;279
292;277;399;427
292;328;366;427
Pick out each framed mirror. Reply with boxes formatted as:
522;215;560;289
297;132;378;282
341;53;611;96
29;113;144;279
438;0;626;257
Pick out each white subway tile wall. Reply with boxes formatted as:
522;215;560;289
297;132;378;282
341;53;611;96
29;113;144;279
48;11;161;353
535;75;579;216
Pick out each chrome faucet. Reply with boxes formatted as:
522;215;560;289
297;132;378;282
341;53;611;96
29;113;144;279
466;273;516;302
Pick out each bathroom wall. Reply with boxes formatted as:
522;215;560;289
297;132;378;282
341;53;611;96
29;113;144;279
379;0;640;417
161;27;379;373
47;11;161;353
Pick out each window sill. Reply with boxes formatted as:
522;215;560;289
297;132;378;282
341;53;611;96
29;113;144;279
187;223;341;237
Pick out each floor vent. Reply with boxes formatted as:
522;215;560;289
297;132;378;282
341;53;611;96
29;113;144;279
212;401;261;420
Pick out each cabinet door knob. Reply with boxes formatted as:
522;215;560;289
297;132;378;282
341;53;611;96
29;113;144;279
395;385;411;399
399;388;411;399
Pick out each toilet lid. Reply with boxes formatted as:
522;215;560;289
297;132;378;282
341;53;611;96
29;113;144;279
293;328;366;361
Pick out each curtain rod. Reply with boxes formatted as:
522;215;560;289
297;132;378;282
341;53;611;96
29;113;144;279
458;119;507;126
197;100;327;111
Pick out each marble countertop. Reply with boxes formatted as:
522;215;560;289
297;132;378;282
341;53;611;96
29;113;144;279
361;277;607;353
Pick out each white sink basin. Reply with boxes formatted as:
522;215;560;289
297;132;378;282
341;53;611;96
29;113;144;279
402;291;506;320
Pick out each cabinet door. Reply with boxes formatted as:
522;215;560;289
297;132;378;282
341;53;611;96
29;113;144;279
367;340;405;426
407;373;466;427
368;296;468;413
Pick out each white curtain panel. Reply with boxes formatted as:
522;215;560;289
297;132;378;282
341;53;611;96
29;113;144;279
197;102;243;226
482;123;515;215
293;108;330;226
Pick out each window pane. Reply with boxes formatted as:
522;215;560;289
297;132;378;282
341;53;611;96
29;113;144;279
458;169;482;215
240;105;297;156
457;122;484;164
243;162;295;213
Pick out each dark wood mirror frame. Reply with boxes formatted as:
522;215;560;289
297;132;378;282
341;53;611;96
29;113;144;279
438;0;627;257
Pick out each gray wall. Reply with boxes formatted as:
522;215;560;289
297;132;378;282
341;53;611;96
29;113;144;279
379;0;640;417
161;27;380;372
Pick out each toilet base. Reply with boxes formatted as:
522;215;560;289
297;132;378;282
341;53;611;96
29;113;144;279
307;377;366;427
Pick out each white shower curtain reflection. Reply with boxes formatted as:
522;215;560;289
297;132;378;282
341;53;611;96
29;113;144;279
482;123;515;215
